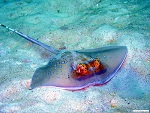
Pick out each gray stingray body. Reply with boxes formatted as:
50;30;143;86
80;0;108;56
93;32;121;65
0;24;127;90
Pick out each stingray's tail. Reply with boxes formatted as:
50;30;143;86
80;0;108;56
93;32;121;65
0;24;60;54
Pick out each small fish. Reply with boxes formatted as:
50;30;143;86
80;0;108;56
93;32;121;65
0;24;127;90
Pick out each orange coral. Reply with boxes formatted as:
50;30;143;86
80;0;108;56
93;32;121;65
89;58;100;68
76;64;88;75
72;58;106;79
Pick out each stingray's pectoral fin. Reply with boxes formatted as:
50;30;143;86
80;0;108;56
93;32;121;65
29;66;49;90
30;46;128;90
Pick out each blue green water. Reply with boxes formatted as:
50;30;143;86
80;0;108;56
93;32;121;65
0;0;150;112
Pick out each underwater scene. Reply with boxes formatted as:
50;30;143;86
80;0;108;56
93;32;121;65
0;0;150;112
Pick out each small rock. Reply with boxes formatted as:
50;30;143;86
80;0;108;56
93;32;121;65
110;99;118;108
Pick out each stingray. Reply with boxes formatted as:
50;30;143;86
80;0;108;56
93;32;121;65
0;24;127;90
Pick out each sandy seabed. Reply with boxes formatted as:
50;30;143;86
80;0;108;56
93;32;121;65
0;0;150;113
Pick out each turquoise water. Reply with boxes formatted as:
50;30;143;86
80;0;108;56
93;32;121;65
0;0;150;112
